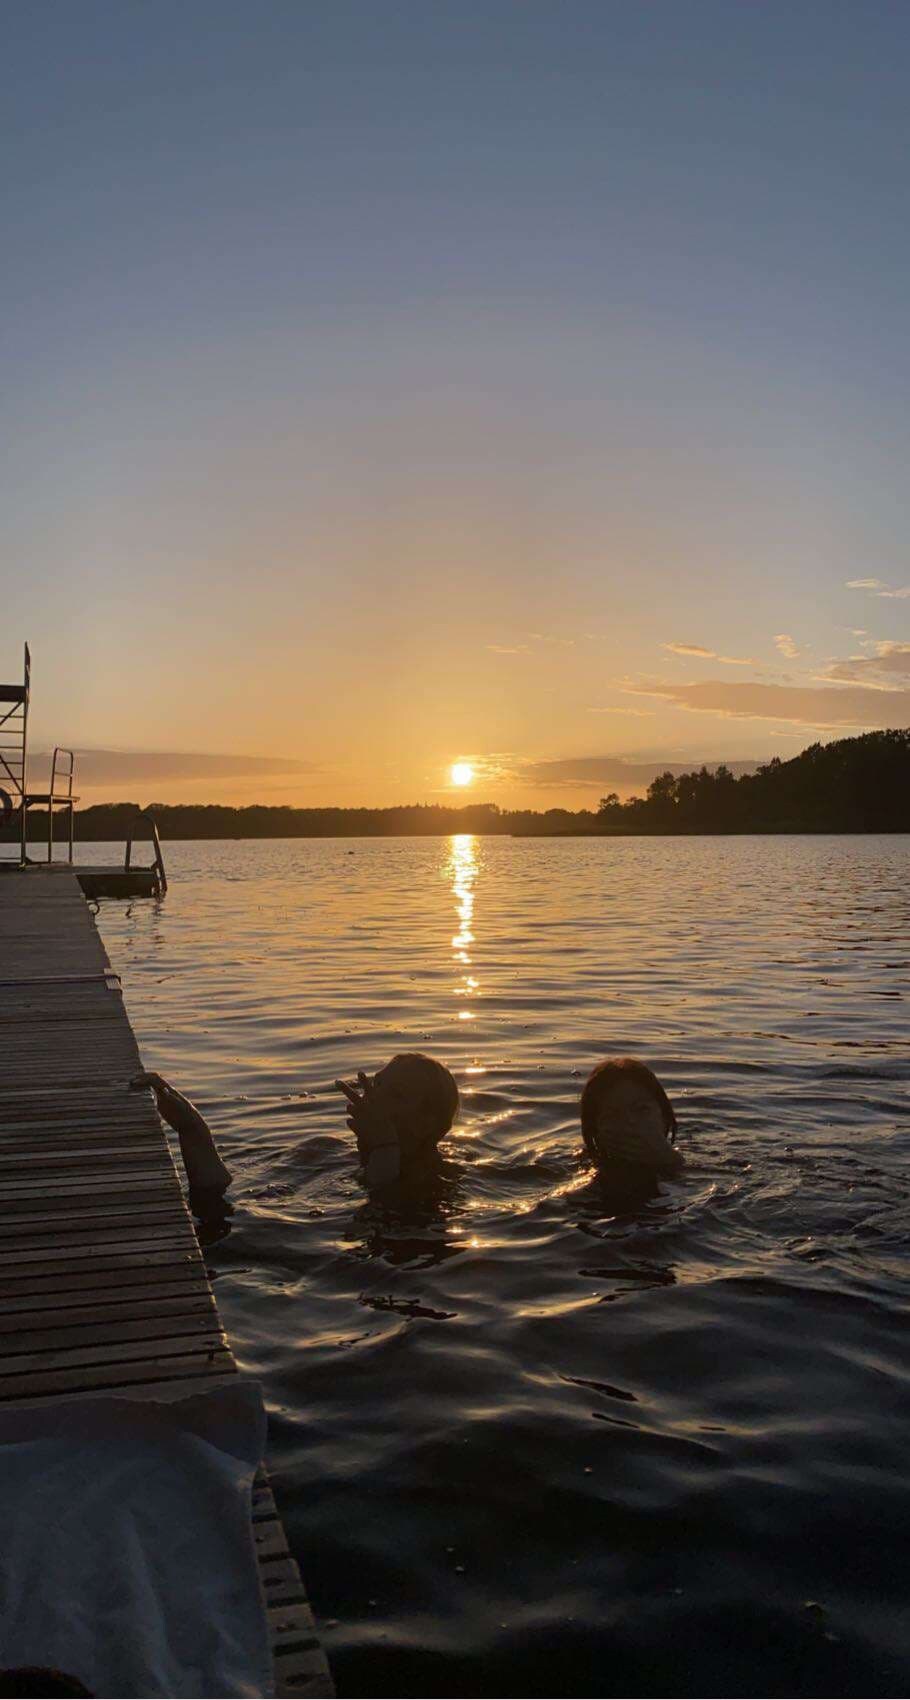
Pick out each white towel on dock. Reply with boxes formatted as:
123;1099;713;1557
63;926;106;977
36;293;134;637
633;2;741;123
0;1380;274;1698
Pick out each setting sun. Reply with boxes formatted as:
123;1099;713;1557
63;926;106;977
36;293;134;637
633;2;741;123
451;762;474;787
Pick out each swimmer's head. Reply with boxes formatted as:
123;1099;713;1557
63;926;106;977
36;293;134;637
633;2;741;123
371;1052;459;1156
580;1057;678;1173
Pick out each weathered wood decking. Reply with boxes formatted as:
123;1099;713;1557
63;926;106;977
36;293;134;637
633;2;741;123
0;867;332;1697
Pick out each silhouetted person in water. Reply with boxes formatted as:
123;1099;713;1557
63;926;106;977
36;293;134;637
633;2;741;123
130;1072;232;1216
0;1673;91;1697
581;1057;682;1206
335;1052;459;1197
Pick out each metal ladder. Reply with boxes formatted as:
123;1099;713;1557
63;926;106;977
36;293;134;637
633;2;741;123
125;810;168;895
0;644;30;865
0;646;80;866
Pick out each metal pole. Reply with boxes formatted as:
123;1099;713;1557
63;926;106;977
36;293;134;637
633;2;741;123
48;746;57;865
19;644;29;867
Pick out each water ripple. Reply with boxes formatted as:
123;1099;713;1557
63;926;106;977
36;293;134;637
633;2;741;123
88;834;910;1697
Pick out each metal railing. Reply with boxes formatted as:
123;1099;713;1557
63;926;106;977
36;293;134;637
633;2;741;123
47;746;76;865
125;811;168;895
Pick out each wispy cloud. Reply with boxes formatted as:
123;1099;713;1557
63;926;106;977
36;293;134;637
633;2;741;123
626;677;910;728
662;641;755;665
846;577;910;599
486;633;574;655
820;642;910;686
587;706;655;716
774;634;803;659
29;749;318;785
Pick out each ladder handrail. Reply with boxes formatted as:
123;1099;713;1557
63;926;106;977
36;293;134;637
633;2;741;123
46;747;76;865
124;810;168;895
49;746;75;801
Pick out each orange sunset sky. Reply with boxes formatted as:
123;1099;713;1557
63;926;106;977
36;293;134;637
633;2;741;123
5;5;909;811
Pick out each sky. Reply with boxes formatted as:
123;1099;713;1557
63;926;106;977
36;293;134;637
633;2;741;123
3;0;909;809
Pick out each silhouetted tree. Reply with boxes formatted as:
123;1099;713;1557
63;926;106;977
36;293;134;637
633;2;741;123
4;730;907;842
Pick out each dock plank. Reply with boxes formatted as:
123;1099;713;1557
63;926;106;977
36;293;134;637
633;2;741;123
0;1203;193;1233
0;1293;219;1333
0;868;333;1697
0;1269;215;1306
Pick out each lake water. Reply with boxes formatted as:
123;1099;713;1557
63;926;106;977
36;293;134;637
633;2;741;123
86;835;910;1697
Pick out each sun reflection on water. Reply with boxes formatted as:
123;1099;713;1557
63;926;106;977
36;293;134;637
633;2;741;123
447;833;480;1021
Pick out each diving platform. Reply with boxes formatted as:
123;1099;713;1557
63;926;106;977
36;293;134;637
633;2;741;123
0;641;168;897
0;868;333;1696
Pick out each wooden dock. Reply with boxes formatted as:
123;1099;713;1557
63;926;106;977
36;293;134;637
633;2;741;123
75;864;164;898
0;866;332;1697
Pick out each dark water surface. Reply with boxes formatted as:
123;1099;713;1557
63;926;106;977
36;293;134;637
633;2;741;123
87;836;910;1697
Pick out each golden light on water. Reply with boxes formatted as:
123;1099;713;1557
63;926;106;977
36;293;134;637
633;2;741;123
450;762;474;787
448;834;480;1021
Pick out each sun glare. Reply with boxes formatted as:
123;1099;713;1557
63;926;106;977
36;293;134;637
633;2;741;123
451;762;474;787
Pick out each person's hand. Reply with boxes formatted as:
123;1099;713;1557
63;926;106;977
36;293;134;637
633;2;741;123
607;1120;682;1176
335;1072;398;1158
130;1071;166;1094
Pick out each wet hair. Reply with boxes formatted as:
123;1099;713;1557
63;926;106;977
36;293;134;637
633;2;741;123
579;1057;677;1159
0;1674;92;1697
386;1052;459;1140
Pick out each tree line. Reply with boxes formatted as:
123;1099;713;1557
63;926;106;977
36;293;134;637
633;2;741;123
5;730;908;841
594;730;909;834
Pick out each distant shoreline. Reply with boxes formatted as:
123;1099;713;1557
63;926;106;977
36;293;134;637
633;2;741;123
12;825;910;843
6;730;909;840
